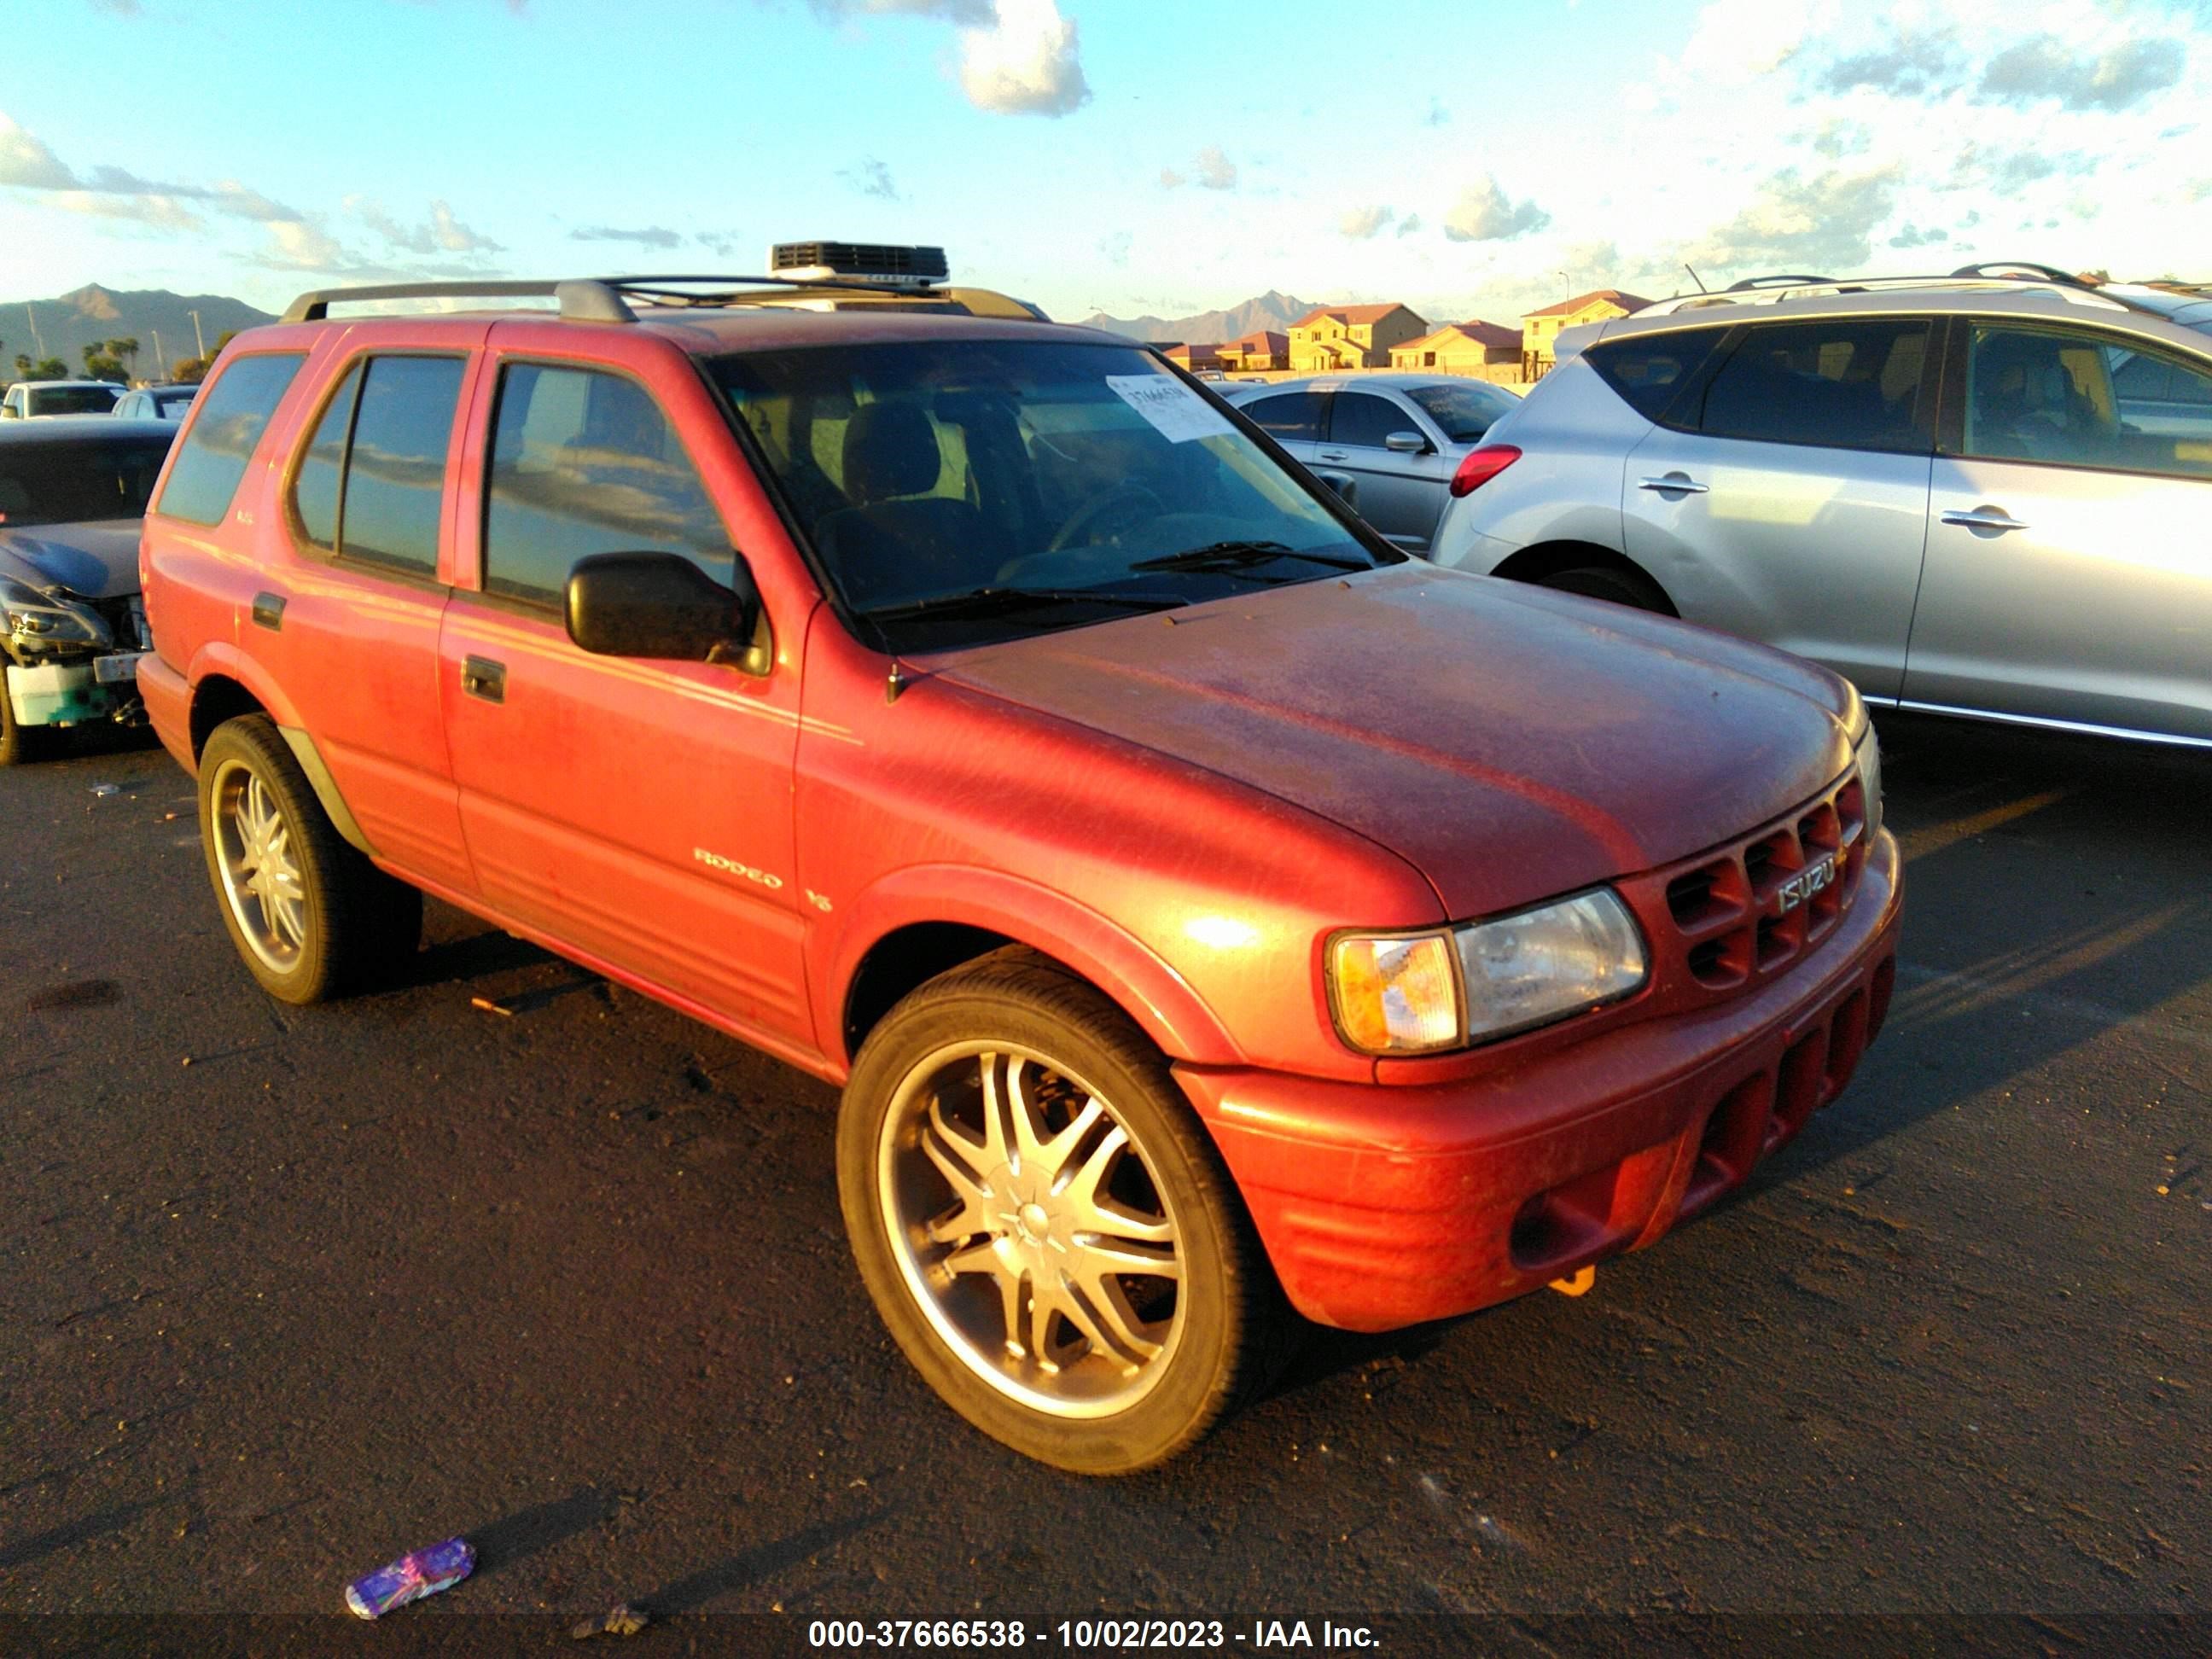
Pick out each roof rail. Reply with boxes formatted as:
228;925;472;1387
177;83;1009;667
1948;260;2093;288
1725;273;1840;291
280;271;946;326
281;279;638;324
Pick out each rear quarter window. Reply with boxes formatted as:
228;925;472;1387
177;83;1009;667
1584;329;1727;422
154;353;305;526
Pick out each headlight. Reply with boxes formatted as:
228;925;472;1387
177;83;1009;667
1329;888;1649;1055
1853;722;1883;842
1;577;106;647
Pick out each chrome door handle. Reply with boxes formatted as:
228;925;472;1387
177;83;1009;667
1638;474;1708;494
1940;508;2029;533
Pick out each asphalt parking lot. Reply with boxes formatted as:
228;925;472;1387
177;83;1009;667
3;712;2206;1649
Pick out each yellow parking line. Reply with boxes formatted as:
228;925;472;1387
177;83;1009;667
1900;788;2071;862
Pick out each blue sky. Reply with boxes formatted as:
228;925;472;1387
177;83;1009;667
3;0;2209;329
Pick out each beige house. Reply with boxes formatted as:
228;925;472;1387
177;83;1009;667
1162;341;1225;372
1388;320;1522;373
1217;329;1288;372
1287;303;1428;373
1521;288;1651;367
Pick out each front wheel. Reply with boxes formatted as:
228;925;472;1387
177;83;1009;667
838;951;1292;1473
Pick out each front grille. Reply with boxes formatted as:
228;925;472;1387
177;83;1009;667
1619;770;1869;1008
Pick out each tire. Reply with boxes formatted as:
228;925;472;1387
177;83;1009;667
196;714;422;1004
837;948;1294;1473
1534;563;1672;613
0;673;50;765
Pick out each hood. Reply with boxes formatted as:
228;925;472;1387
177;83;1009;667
0;521;143;601
930;564;1857;920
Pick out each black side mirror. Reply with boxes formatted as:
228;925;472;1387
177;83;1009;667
565;550;762;662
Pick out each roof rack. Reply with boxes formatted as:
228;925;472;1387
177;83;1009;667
1634;266;2168;322
280;271;940;326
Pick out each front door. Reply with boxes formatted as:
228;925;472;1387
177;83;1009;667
1313;387;1451;548
1904;320;2212;742
1621;315;1938;700
437;351;812;1044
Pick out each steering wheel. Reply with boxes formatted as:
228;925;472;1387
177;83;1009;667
1046;480;1165;554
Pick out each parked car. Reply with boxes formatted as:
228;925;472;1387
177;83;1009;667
138;264;1899;1473
1219;372;1521;550
113;384;201;422
0;416;170;763
3;379;125;420
1432;268;2212;748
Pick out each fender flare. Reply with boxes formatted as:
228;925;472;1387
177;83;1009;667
186;643;375;856
818;864;1245;1071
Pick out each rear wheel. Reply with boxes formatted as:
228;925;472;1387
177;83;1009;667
198;714;422;1003
838;950;1293;1473
1534;563;1671;612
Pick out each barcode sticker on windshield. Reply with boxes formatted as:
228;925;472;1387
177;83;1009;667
1106;375;1235;445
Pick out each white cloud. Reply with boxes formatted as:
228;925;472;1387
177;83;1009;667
1442;176;1551;242
841;158;900;200
259;219;351;272
0;115;77;189
1340;204;1394;239
1684;164;1901;274
346;196;503;254
571;224;684;249
53;189;205;232
1980;32;2186;112
956;0;1090;116
1678;0;1824;85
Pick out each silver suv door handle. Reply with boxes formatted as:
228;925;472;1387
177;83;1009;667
1940;507;2029;533
1316;449;1348;462
1638;474;1708;494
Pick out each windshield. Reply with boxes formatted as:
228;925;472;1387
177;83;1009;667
30;385;122;416
0;433;174;527
713;340;1396;651
154;391;199;418
1405;380;1519;442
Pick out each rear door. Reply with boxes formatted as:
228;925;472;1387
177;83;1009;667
1621;316;1938;699
1904;320;2212;742
1313;387;1450;548
437;330;814;1045
252;333;479;893
1236;388;1329;471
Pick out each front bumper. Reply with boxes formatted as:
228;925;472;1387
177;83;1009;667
3;655;144;727
1176;830;1902;1332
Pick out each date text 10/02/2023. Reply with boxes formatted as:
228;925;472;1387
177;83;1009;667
805;1619;1381;1649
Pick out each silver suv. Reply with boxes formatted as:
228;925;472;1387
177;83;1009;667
1431;269;2212;748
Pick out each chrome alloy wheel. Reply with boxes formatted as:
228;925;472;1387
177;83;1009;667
878;1043;1185;1417
209;759;307;973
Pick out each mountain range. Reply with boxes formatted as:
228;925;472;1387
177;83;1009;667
4;285;276;378
1078;289;1317;345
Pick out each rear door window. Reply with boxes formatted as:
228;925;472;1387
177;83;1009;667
480;364;730;605
288;362;364;550
1240;390;1327;443
1694;319;1934;453
153;352;304;525
339;357;463;574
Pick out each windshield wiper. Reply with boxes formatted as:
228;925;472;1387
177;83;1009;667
1131;539;1369;574
861;586;1190;624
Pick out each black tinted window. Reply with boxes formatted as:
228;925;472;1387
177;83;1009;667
338;357;463;574
290;363;361;550
1329;392;1416;448
1586;329;1726;422
0;433;173;527
1242;391;1326;442
1697;320;1932;451
155;353;303;525
483;365;728;604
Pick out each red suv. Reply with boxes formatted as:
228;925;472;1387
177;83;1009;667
137;265;1901;1472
